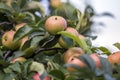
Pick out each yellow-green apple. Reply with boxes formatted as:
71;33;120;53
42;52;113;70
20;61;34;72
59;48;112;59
11;57;26;63
50;0;62;8
2;30;21;50
58;27;79;48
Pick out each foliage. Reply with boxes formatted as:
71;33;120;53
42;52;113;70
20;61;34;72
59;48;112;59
0;0;119;80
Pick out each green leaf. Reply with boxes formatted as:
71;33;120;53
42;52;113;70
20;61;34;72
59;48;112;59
0;3;13;14
0;60;9;67
98;47;111;55
4;62;21;73
65;76;76;80
13;24;33;42
53;53;64;65
113;42;120;50
57;31;92;54
42;35;60;48
100;57;113;76
21;1;45;17
49;70;65;80
62;3;77;20
7;51;25;61
3;73;16;80
20;35;42;51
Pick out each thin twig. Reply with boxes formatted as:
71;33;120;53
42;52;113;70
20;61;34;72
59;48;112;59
34;47;66;54
4;50;12;60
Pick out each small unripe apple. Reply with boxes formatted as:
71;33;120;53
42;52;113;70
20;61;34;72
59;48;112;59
11;57;26;63
2;30;21;50
33;73;50;80
15;23;26;31
58;35;74;49
64;47;84;62
66;56;86;71
45;16;67;35
108;51;120;64
58;27;79;48
90;54;101;68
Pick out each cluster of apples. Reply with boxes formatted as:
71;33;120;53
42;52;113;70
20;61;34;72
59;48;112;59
45;16;102;71
45;15;120;72
45;16;85;49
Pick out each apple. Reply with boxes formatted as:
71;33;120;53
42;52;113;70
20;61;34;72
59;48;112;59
2;30;21;50
65;27;79;36
64;47;84;62
58;35;74;49
19;36;28;50
33;73;40;80
33;73;50;80
78;34;85;39
66;56;86;71
89;54;101;68
107;51;120;64
50;0;62;8
45;16;67;35
11;57;26;63
15;23;26;31
58;27;79;48
18;36;35;57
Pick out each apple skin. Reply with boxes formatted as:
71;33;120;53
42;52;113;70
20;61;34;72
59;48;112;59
78;34;85;39
33;73;40;80
15;23;26;31
64;47;84;62
11;57;26;63
107;51;120;64
65;27;79;36
50;0;62;8
66;56;86;71
33;73;50;80
90;54;101;68
19;36;28;50
45;16;67;35
2;30;21;50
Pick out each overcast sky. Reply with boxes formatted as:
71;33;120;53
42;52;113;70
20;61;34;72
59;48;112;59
91;0;120;52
